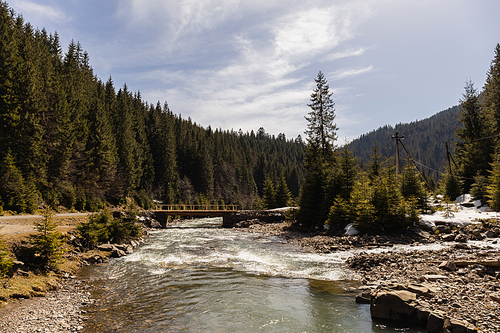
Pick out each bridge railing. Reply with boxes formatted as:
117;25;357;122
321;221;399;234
155;204;238;211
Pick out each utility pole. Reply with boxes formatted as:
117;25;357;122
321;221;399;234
391;132;404;176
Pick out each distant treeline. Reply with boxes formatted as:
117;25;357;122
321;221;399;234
0;2;305;213
348;106;460;181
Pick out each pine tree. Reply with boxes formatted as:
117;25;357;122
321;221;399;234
297;71;338;229
0;152;27;212
455;80;491;191
483;44;500;141
305;71;338;158
296;146;327;229
350;172;376;233
30;208;64;270
262;176;276;209
275;173;292;208
471;171;488;206
487;155;500;211
368;142;382;181
400;158;426;209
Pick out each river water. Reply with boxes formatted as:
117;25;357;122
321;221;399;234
79;218;425;332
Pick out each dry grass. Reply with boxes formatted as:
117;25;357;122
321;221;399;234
0;215;93;307
0;271;60;305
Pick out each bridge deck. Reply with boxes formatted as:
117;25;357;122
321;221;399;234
153;210;237;216
153;205;238;217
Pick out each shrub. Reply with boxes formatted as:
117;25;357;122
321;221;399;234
30;209;64;271
134;189;154;210
0;231;13;277
77;206;141;247
77;209;113;248
108;206;141;244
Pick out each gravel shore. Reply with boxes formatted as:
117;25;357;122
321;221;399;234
0;279;94;333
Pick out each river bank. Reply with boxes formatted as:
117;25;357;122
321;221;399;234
237;220;500;332
0;279;94;333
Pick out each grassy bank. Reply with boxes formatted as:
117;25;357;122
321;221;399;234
0;209;145;307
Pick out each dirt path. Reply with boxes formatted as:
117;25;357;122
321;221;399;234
0;213;90;236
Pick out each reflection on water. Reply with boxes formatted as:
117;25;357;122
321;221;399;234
79;218;425;332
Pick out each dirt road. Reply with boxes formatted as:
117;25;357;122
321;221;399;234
0;213;90;236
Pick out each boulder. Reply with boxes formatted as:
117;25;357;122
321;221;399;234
455;234;468;243
355;289;372;304
433;225;451;234
443;317;477;333
150;219;162;228
405;228;431;240
404;283;435;298
439;261;457;272
97;243;117;251
111;249;126;258
485;230;496;238
441;234;456;242
370;290;417;322
427;310;447;333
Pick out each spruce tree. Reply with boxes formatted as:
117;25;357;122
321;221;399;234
297;72;338;229
0;152;27;212
262;176;276;209
275;173;292;208
455;80;491;191
483;44;500;141
487;155;500;211
30;208;64;270
305;71;338;158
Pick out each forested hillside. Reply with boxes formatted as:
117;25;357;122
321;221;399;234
0;3;304;213
348;105;460;180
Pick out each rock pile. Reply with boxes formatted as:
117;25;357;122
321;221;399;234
348;244;500;332
0;280;95;333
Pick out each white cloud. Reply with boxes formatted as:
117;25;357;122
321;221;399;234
131;1;377;138
324;46;373;61
330;66;374;80
11;0;67;22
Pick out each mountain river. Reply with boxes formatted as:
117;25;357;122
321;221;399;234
78;217;426;332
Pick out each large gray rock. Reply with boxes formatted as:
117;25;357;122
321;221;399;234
438;261;457;272
97;243;117;251
111;249;126;258
441;234;456;242
427;310;447;333
150;219;162;228
370;290;418;323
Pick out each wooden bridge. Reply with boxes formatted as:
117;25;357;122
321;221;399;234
151;205;288;227
153;204;239;217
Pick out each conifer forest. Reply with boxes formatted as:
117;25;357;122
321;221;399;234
0;3;304;213
2;1;500;235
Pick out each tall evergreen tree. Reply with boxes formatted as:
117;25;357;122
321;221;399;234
262;176;276;209
305;71;338;158
275;173;292;208
297;72;338;229
455;80;491;191
483;44;500;142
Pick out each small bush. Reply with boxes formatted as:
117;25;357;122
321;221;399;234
0;231;13;277
134;190;154;210
77;209;113;248
77;206;141;247
108;206;141;244
30;209;64;271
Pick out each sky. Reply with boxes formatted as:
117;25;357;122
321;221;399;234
7;0;500;141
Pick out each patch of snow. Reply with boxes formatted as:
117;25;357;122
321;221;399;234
265;207;298;212
419;194;499;227
344;223;360;236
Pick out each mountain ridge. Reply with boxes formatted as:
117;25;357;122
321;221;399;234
348;105;461;180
